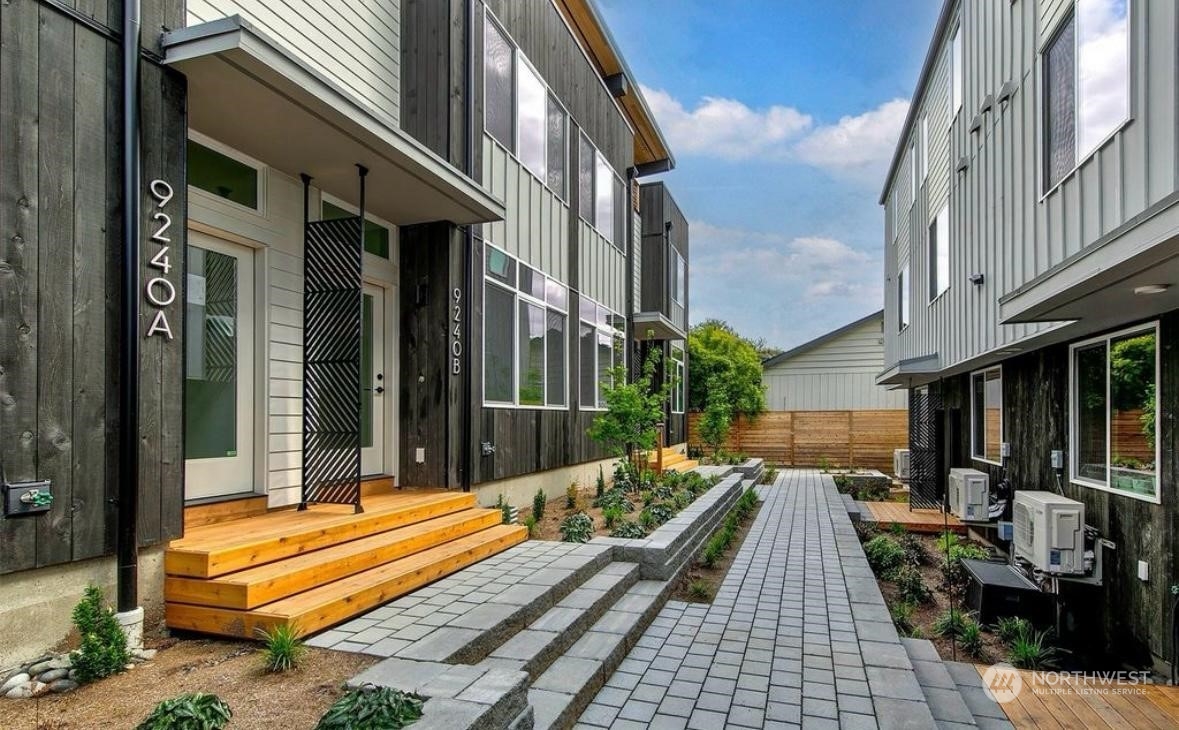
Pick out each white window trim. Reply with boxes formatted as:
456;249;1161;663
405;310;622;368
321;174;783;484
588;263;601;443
670;344;686;415
577;292;624;412
1038;0;1134;200
1067;321;1160;504
950;24;963;120
671;248;685;305
898;261;910;332
928;203;950;304
577;131;623;246
970;365;1004;466
920;115;929;180
481;244;570;411
187;129;268;216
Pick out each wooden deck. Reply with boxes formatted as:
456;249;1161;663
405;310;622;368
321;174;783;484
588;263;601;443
165;489;527;638
979;666;1179;728
861;500;966;534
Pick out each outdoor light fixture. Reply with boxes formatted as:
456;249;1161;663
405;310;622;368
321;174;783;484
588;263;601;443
969;273;985;286
1133;284;1170;295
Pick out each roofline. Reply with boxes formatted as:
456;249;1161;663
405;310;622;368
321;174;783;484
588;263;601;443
878;0;957;204
762;309;884;368
554;0;676;173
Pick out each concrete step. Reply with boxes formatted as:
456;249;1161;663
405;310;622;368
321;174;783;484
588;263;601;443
902;638;1014;729
945;660;1016;729
528;580;670;730
483;562;641;680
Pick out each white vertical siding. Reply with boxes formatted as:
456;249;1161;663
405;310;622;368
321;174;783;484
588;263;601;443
187;0;400;127
577;219;626;314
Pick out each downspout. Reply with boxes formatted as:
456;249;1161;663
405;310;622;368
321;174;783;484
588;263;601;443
117;0;142;616
461;0;475;492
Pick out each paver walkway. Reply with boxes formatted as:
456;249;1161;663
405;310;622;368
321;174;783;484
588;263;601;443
577;470;948;730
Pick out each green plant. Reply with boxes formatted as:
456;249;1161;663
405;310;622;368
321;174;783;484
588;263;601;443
856;482;892;502
495;494;512;525
532;488;547;522
137;693;232;730
700;542;723;568
898;533;929;567
833;474;852;492
1008;629;1059;669
559;512;594;543
588;349;671;465
594;487;635;514
71;584;130;683
817;456;833;473
316;685;425;730
698;378;733;458
892;565;932;604
996;616;1034;645
941;536;989;593
565;483;580;510
639;508;657;530
863;535;906;576
932;607;970;639
610;521;647;539
596;466;607;498
523;515;539;538
647;503;675;525
761;466;778;485
959;619;985;658
890;601;917;636
602;505;622;529
687;579;713;601
257;623;306;673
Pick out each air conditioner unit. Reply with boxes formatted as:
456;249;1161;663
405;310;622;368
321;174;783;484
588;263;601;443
894;449;910;481
1012;491;1085;575
948;469;990;521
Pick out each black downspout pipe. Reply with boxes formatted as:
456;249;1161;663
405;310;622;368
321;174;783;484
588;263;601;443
461;0;475;492
117;0;142;614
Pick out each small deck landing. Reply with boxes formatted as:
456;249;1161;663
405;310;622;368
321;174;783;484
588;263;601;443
980;666;1179;729
861;500;966;534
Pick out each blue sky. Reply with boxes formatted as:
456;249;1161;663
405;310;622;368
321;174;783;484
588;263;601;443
598;0;942;351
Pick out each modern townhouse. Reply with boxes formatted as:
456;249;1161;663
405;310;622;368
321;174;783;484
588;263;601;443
1;0;683;664
880;0;1178;671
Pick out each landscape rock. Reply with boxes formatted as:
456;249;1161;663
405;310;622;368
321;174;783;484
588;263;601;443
0;673;29;695
28;681;50;698
5;684;34;700
131;648;158;661
48;679;78;694
37;668;69;683
26;660;54;676
47;656;72;670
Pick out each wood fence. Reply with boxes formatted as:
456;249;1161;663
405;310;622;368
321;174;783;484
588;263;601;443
688;410;909;472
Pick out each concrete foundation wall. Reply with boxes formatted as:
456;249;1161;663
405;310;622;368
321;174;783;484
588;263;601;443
0;547;166;672
472;457;619;511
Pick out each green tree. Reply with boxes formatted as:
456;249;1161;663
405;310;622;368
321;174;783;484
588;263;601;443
589;349;670;468
687;320;766;415
698;378;732;456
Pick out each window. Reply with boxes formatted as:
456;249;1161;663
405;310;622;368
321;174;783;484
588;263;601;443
929;204;949;301
909;144;917;205
578;132;625;248
671;248;686;305
578;133;594;222
1043;0;1130;190
578;294;624;409
187;139;259;209
484;14;567;199
971;368;1003;463
670;344;686;414
483;245;568;408
322;200;391;259
920;116;929;180
898;262;910;330
594;153;614;241
951;25;963;120
1070;325;1158;501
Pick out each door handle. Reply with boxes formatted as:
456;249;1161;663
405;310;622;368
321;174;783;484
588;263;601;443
374;386;385;395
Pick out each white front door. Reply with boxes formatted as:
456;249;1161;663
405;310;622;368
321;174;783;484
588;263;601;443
184;232;256;500
361;283;387;476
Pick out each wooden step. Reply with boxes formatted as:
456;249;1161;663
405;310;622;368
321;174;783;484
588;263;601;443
166;491;477;579
666;459;700;473
166;508;504;609
166;524;529;638
361;476;395;497
662;452;687;467
183;495;269;530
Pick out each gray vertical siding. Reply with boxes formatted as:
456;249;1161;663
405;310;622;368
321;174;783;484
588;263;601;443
883;0;1178;374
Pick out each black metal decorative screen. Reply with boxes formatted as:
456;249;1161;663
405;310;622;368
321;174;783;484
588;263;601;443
908;385;944;511
302;216;364;510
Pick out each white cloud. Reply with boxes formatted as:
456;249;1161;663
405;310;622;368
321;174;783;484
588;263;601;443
642;85;910;184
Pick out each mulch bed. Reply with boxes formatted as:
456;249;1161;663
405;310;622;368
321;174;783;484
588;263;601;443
520;482;615;541
670;503;762;604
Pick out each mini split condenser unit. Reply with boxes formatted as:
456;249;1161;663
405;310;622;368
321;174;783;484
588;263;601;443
948;468;990;522
1013;491;1086;575
894;449;910;481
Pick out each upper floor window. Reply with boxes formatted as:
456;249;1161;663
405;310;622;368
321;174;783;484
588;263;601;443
950;25;963;122
484;15;568;199
484;245;568;408
322;198;391;259
1070;323;1158;502
928;204;949;301
898;262;910;330
971;367;1003;464
187;138;260;210
671;248;686;305
909;144;917;206
670;344;686;414
919;116;929;180
578;132;626;249
1043;0;1130;191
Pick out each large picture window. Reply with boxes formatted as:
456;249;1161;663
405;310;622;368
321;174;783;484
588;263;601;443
950;25;963;123
929;204;949;301
1043;0;1130;191
1070;324;1158;502
578;132;625;248
671;248;686;305
483;245;568;408
670;344;686;414
578;294;624;409
971;367;1003;463
898;262;910;330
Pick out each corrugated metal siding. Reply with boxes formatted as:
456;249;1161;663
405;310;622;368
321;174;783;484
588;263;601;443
883;0;1177;374
480;134;570;282
187;1;401;127
765;317;906;411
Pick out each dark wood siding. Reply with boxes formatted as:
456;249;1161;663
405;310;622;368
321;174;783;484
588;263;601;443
400;0;468;170
932;312;1179;667
639;182;689;331
0;0;185;575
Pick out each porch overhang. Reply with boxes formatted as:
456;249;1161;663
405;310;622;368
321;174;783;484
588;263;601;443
162;16;505;227
631;312;686;341
1000;193;1179;325
876;354;941;388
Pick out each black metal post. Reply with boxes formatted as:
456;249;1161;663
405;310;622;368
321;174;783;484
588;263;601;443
116;0;142;614
461;0;476;492
298;174;311;510
356;165;367;514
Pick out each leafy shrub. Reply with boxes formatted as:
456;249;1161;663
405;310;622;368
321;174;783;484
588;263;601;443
532;488;547;522
523;515;539;538
1008;629;1058;669
940;535;989;593
316;685;424;730
672;491;692;510
137;693;232;730
892;565;931;604
495;494;512;525
996;616;1033;645
596;466;607;498
647;503;675;526
559;512;594;543
594;488;635;514
71;584;130;683
932;607;970;639
610;521;647;539
257;623;306;673
856;482;892;502
602;506;622;529
565;483;580;510
833;474;852;493
639;508;657;530
864;535;906;577
761;466;778;485
687;579;713;601
700;542;723;568
890;601;917;636
898;533;930;567
854;521;880;542
959;619;985;658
